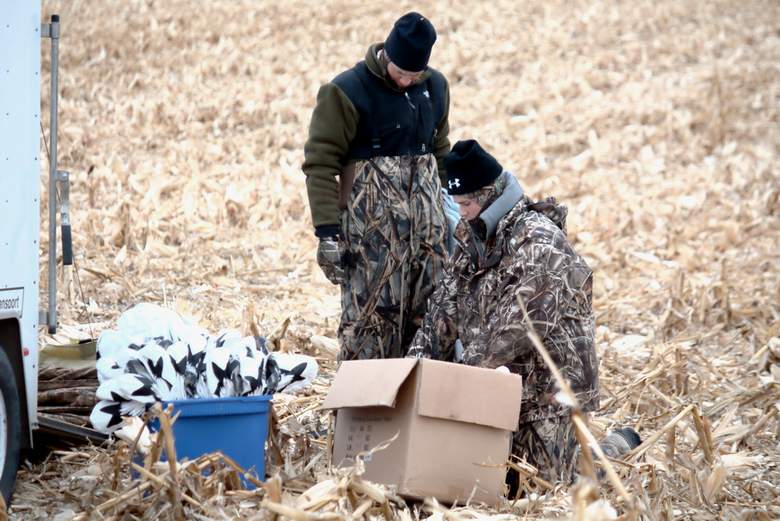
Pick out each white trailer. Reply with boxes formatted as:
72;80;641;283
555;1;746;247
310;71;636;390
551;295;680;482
1;1;75;503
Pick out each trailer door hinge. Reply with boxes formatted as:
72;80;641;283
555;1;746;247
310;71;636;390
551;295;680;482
41;15;60;40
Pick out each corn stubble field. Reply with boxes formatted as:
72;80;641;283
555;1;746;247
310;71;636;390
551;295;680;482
7;0;780;519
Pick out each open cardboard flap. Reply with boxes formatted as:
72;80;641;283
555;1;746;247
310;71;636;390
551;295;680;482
416;359;523;430
321;358;418;409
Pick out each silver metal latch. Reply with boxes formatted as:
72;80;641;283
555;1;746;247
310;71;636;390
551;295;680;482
41;15;60;40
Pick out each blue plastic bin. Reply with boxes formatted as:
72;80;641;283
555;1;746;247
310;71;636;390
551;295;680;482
150;395;271;487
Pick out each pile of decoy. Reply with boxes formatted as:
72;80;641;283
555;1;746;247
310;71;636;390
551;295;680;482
90;303;318;433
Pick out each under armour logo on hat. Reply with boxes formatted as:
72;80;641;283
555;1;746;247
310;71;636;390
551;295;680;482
443;140;504;195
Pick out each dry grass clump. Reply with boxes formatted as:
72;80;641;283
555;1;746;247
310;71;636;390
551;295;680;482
5;0;778;519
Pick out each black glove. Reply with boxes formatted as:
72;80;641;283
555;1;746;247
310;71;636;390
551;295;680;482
316;236;344;285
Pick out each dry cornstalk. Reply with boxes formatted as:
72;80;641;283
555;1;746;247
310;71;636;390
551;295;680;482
144;414;166;471
572;413;599;484
571;415;632;504
702;462;727;504
217;452;266;488
721;407;777;445
261;499;344;521
269;317;291;352
348;479;388;504
628;404;696;460
691;406;715;464
298;493;342;512
666;426;676;471
506;460;554;491
349;499;373;519
570;479;599;521
72;479;156;520
130;462;204;509
263;474;284;521
155;404;186;521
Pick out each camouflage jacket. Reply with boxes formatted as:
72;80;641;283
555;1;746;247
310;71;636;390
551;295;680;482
408;194;600;422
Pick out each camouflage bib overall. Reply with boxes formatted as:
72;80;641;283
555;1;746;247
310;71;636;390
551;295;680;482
339;154;447;360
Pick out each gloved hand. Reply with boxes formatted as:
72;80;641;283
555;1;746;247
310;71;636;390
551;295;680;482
316;236;344;285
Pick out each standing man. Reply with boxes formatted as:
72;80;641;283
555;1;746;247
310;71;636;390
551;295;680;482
408;140;603;484
303;13;451;360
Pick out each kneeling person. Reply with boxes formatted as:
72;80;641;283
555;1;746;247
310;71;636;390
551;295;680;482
408;140;600;484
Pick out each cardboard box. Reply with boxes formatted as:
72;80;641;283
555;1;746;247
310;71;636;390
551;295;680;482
322;358;523;506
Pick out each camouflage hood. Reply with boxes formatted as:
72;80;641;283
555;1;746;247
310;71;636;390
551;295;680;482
477;171;524;239
523;196;568;234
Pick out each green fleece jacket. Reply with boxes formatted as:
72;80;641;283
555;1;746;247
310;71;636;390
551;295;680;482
302;43;451;232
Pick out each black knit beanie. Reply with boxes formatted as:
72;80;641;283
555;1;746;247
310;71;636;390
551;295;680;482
384;12;437;72
444;140;504;195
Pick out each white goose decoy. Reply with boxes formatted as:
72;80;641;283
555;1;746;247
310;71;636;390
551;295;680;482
90;304;319;433
204;347;234;398
273;353;320;394
237;354;262;396
165;340;189;400
96;330;146;382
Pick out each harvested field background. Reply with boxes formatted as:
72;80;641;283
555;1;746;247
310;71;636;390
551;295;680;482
7;0;780;519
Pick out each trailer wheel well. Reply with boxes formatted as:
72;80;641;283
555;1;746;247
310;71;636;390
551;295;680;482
0;319;31;449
